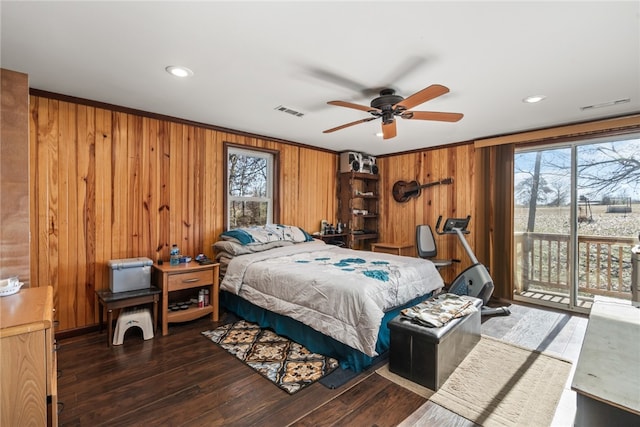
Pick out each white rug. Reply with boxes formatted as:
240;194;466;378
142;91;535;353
378;335;572;427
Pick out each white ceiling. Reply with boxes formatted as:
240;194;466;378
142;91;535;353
2;1;639;156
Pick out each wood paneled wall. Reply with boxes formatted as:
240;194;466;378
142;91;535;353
28;95;337;331
1;69;30;285
378;144;476;284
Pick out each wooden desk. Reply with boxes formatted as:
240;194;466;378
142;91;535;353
96;286;161;347
371;242;414;257
153;262;219;336
571;298;640;426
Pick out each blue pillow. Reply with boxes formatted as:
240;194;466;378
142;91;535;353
220;229;254;245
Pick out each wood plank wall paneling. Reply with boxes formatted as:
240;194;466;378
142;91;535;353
378;144;476;284
1;69;30;285
28;95;340;331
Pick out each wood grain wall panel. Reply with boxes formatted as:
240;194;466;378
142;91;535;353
278;144;298;225
77;104;94;325
29;95;340;331
57;101;72;328
296;148;336;232
379;144;476;284
45;99;60;311
93;109;113;313
1;69;30;285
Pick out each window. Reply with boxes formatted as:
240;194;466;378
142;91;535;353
225;145;278;229
513;134;640;311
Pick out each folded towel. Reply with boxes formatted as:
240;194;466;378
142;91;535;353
401;293;477;328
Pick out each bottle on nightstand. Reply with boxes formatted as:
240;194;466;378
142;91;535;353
170;244;180;266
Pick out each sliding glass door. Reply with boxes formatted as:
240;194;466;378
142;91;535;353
513;135;639;312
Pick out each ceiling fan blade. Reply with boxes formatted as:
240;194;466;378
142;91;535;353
394;84;450;111
323;117;377;133
382;120;397;139
327;100;379;113
401;111;464;122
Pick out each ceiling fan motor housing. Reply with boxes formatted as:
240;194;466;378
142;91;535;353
370;89;404;110
371;89;405;124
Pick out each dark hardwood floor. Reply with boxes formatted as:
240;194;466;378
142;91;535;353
56;302;587;426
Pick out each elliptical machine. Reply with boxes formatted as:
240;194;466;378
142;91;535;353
435;215;510;317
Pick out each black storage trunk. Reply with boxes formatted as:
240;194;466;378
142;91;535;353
388;296;482;390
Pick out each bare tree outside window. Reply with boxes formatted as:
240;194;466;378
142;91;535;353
514;136;640;307
578;140;640;197
226;147;274;229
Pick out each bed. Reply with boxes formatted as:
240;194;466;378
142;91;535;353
214;225;444;372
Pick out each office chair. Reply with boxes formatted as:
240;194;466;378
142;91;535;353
416;224;454;269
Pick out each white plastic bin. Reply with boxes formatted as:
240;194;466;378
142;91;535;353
107;257;153;293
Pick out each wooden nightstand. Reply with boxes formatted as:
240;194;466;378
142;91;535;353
152;262;220;336
371;242;415;257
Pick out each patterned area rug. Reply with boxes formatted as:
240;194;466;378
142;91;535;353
202;320;339;394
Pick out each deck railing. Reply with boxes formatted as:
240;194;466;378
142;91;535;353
514;232;636;299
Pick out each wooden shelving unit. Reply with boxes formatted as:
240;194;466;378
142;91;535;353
338;171;379;249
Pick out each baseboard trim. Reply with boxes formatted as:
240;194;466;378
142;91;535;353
55;324;100;340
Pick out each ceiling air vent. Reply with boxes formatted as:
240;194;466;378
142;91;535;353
274;105;304;118
580;98;630;111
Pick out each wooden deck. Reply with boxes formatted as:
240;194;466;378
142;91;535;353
56;303;588;426
518;290;594;310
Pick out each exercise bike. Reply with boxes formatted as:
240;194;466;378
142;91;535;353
435;215;510;317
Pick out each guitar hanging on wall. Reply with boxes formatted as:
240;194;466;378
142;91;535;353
392;177;453;203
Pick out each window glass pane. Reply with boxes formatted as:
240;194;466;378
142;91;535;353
228;153;268;197
514;147;571;301
577;138;640;302
226;146;274;229
229;200;269;228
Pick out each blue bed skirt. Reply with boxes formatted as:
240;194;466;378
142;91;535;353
220;290;432;373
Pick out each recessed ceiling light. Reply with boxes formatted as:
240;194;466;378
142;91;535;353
523;95;546;104
165;65;193;78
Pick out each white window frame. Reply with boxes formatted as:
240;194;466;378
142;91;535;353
225;146;275;230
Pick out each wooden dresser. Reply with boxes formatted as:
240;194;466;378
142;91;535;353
0;286;57;426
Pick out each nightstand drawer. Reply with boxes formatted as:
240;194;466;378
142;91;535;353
167;269;212;291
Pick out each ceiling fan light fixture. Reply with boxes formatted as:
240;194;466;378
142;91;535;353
165;65;194;78
323;84;462;139
523;95;546;104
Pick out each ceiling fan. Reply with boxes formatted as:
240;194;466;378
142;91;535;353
323;84;463;139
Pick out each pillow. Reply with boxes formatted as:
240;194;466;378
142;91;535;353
271;224;314;243
219;229;252;245
213;239;293;256
219;224;314;245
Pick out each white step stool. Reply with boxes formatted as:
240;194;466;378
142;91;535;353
113;307;154;346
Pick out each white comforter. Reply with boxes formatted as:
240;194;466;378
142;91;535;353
221;241;443;356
